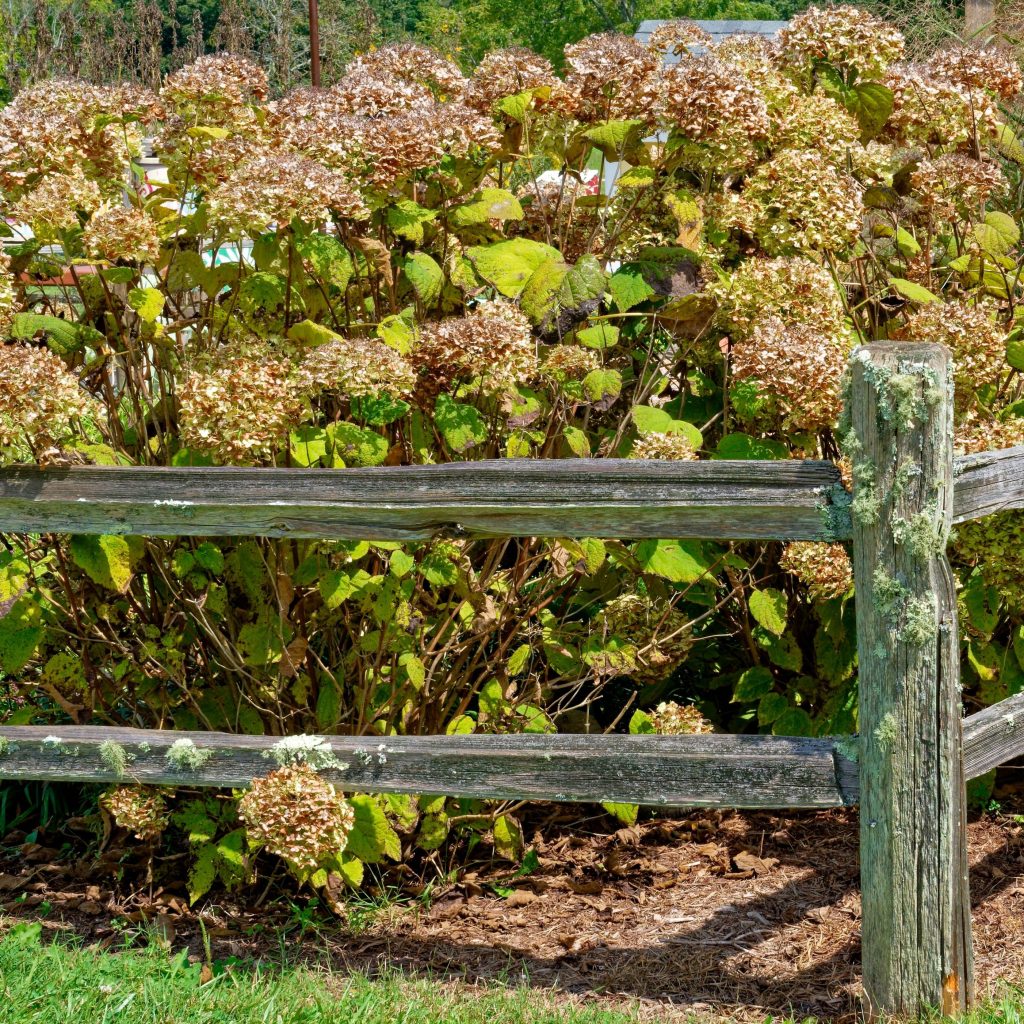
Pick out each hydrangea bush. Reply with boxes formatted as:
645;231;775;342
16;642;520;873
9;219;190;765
3;9;1024;893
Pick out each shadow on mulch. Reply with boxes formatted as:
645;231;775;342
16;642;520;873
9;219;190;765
2;809;1023;1023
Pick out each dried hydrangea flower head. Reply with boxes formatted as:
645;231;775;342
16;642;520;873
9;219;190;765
896;301;1007;405
541;344;600;384
179;346;304;464
953;415;1024;602
780;542;853;600
0;80;155;198
0;253;15;338
100;786;170;840
11;169;103;238
648;21;712;56
771;91;860;155
909;153;1006;219
651;701;713;734
780;5;904;79
0;345;96;461
598;593;694;683
411;300;537;399
82;205;161;265
926;46;1023;101
466;48;561;110
162;54;268;110
731;316;847;432
710;256;847;339
743;149;864;254
330;71;436;118
207;153;368;235
663;55;770;171
631;432;698;461
360;107;502;188
563;33;663;122
346;43;466;97
955;414;1024;457
292;335;416;399
238;764;355;876
883;67;1000;150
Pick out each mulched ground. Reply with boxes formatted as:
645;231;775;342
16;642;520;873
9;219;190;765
2;809;1023;1022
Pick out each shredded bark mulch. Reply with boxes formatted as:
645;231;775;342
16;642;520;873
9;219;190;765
2;809;1023;1022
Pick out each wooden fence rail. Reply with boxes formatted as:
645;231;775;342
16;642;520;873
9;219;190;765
1;341;1024;1016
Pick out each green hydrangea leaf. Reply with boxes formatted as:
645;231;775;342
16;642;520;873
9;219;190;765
70;535;134;593
386;200;437;244
346;795;401;863
890;278;939;304
328;423;389;467
401;252;444;306
749;588;788;636
733;666;775;702
449;188;524;227
581;367;621;410
467;238;562;298
634;539;711;583
434;394;487;453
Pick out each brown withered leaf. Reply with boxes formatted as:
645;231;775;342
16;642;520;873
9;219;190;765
732;850;779;876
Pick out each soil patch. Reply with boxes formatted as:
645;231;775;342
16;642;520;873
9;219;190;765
2;809;1023;1022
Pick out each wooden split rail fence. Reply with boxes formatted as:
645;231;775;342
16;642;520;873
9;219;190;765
2;342;1024;1015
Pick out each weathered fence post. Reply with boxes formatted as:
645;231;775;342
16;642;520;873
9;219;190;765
849;342;973;1015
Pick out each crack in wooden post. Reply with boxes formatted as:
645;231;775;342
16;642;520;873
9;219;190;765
849;342;973;1016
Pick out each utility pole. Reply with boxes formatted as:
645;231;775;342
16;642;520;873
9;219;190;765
309;0;321;87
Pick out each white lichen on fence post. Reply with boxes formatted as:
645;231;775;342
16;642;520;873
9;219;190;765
848;341;973;1015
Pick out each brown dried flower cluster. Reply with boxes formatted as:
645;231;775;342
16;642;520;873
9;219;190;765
910;154;1006;218
647;21;712;55
884;69;1000;149
346;43;466;97
631;432;698;461
0;345;95;458
563;33;662;122
779;542;853;600
663;56;770;171
779;5;904;79
541;344;600;382
926;46;1023;101
82;205;161;264
731;317;846;431
956;414;1024;457
11;170;102;236
292;335;416;399
743;149;864;254
466;48;561;110
162;54;269;109
710;256;847;339
179;349;304;464
0;253;15;338
100;786;170;840
411;301;536;398
651;700;713;735
597;594;694;684
238;764;355;875
0;81;154;197
771;91;860;154
898;302;1006;400
329;71;436;118
207;154;368;234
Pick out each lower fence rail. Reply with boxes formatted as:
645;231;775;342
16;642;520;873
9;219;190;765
0;694;1020;808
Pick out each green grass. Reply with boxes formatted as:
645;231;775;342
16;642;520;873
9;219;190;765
0;921;641;1024
3;921;1024;1024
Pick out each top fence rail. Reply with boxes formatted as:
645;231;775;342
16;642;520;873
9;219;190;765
0;448;1021;542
